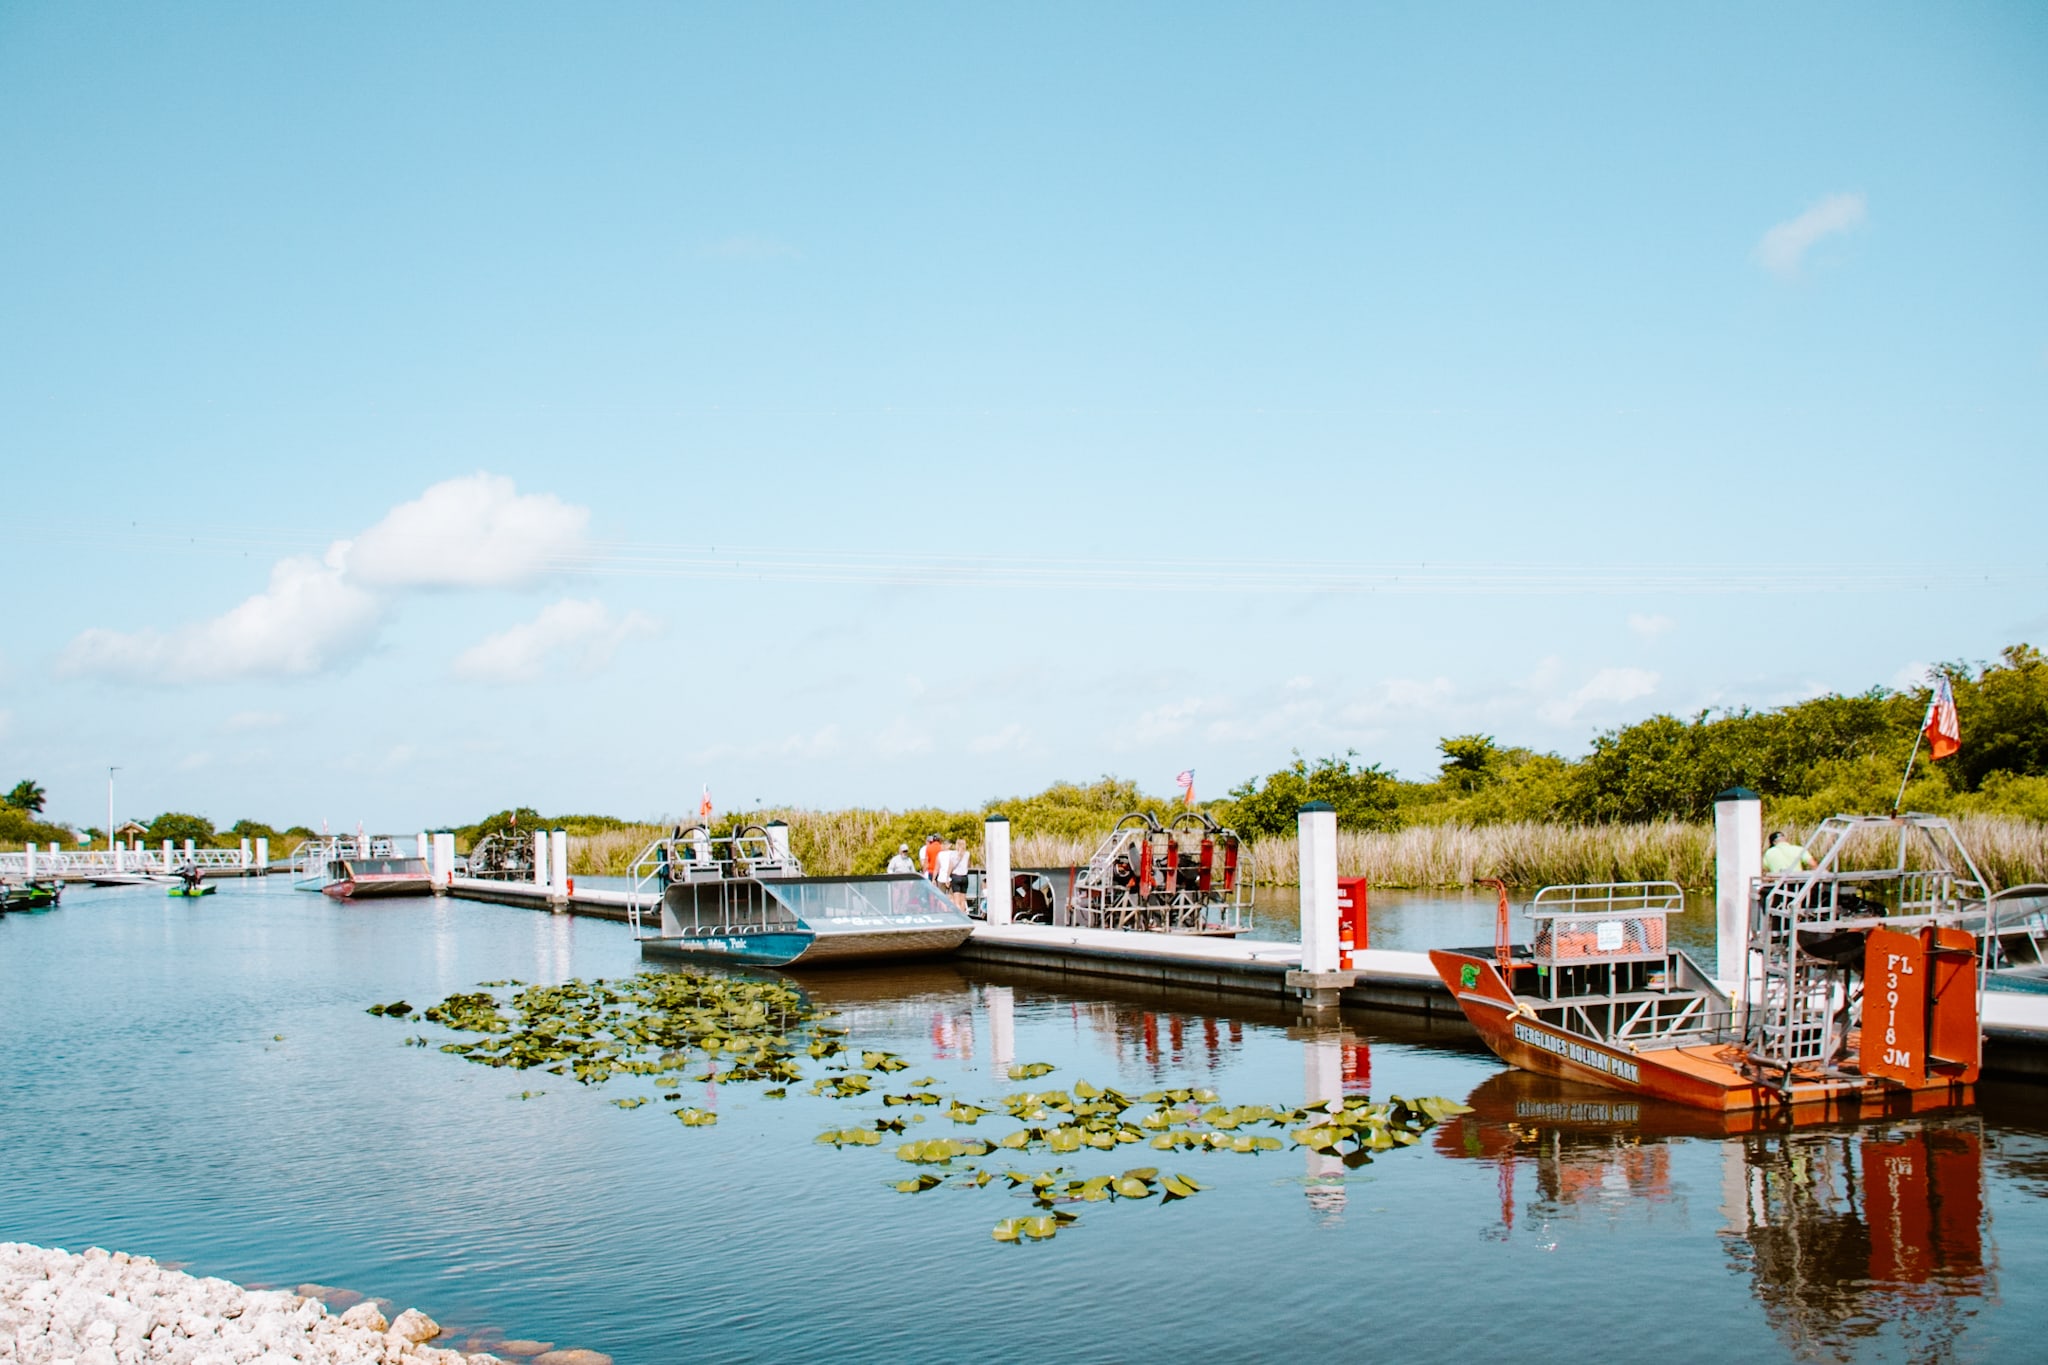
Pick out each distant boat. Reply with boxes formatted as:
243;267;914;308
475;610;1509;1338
0;881;61;912
629;824;975;967
321;855;433;900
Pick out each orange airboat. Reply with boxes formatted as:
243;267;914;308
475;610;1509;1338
1430;814;1989;1123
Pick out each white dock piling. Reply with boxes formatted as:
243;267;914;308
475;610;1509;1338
239;838;252;870
550;830;569;905
255;837;269;872
1298;802;1340;974
532;830;550;895
162;840;173;868
24;843;34;880
183;839;196;866
432;832;455;892
1714;786;1762;990
417;831;430;872
984;815;1011;925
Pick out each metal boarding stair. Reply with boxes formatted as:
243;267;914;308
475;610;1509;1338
1740;813;1992;1087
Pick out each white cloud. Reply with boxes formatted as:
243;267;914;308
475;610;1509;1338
58;473;595;687
1891;660;1933;691
970;723;1030;754
223;710;286;732
1338;676;1456;724
1130;697;1206;744
348;473;589;590
177;751;211;771
871;718;931;758
1757;192;1867;279
451;598;656;684
1627;612;1675;640
57;549;383;683
1540;667;1660;725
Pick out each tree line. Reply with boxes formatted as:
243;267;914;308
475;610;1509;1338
1222;643;2048;834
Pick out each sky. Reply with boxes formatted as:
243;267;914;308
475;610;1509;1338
3;2;2045;835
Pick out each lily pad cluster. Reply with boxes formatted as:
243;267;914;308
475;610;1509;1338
377;971;1471;1244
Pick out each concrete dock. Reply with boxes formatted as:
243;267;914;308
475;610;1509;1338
443;878;2048;1080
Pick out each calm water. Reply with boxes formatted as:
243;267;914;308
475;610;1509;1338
5;880;2048;1363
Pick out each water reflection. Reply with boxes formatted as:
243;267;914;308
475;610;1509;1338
1434;1071;1994;1360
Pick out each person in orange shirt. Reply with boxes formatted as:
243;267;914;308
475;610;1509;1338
921;834;943;879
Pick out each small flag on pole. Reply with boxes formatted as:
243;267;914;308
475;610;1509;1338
1923;676;1961;762
1175;769;1196;808
700;785;714;821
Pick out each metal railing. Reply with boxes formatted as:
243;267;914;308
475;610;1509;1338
0;847;251;879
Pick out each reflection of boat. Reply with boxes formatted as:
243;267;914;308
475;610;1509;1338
629;824;974;968
321;856;432;900
1433;1068;1993;1354
1431;814;1988;1121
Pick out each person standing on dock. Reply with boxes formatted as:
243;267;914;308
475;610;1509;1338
922;834;943;880
1763;831;1816;873
947;837;972;911
886;844;915;874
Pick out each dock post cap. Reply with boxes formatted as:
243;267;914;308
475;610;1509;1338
1297;801;1337;813
765;818;788;828
1714;786;1762;802
984;813;1009;824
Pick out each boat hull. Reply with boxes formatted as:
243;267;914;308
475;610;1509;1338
323;875;433;900
1429;948;1973;1121
639;925;974;968
167;886;217;898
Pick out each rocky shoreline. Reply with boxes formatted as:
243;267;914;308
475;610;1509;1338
0;1244;608;1365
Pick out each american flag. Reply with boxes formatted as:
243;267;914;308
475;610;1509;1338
1174;769;1196;808
1923;676;1961;762
699;785;714;820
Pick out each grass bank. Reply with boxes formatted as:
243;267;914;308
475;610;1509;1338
570;813;2048;890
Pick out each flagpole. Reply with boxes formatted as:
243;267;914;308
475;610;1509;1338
1891;728;1922;815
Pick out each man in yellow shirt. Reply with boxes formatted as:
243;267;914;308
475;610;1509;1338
1762;831;1816;873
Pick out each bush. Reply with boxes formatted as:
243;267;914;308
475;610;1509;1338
1222;752;1402;838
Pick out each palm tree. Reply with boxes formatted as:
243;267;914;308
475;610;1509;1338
5;779;46;814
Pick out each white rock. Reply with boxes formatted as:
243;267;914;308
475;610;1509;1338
340;1302;390;1334
388;1309;440;1345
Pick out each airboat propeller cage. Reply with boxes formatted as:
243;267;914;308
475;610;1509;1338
1065;811;1252;934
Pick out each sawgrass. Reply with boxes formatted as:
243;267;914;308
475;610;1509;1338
569;810;2048;890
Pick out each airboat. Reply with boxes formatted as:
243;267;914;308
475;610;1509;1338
290;835;432;899
1430;814;1990;1122
462;827;536;882
1061;812;1253;936
627;823;974;968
